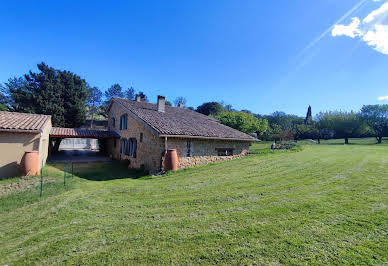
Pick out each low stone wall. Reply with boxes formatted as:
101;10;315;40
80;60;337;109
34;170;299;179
162;150;248;170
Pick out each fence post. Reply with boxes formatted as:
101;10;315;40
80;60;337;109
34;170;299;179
64;165;66;186
40;160;43;197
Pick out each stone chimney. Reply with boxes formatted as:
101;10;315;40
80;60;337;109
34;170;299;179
135;94;141;102
157;95;165;112
178;103;183;108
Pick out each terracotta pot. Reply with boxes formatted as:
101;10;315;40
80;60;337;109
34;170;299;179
164;149;178;171
23;151;39;176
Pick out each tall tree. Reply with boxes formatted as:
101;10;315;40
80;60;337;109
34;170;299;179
196;102;224;116
125;86;135;100
105;84;124;101
305;105;312;125
318;111;366;144
174;97;187;107
5;62;88;128
361;104;388;143
86;86;103;128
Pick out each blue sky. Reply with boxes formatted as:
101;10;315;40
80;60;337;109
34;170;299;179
0;0;387;116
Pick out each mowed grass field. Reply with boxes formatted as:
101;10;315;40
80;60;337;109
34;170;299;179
0;139;387;265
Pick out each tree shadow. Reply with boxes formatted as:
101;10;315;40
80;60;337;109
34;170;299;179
48;161;147;181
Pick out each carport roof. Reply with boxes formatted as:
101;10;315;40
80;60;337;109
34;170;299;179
50;127;120;139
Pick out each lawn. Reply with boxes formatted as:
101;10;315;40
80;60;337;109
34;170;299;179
0;139;387;265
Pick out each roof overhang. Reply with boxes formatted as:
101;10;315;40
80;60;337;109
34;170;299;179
0;128;41;134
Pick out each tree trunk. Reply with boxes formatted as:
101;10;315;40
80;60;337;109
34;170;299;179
345;137;349;144
317;138;321;144
377;136;382;144
90;106;95;129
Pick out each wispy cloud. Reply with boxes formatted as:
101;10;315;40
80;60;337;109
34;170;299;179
378;95;388;100
298;0;368;57
332;1;388;55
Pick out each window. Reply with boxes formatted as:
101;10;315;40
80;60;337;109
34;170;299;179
140;133;143;143
216;148;234;156
119;114;128;130
112;117;116;129
120;138;137;158
185;140;192;157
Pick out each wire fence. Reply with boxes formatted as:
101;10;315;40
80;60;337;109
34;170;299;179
40;161;73;197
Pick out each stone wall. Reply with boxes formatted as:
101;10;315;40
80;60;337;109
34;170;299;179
163;138;250;170
107;102;164;173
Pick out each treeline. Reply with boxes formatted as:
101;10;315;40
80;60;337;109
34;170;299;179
1;62;387;144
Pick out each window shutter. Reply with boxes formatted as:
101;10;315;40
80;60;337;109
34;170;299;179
132;139;137;158
125;114;128;129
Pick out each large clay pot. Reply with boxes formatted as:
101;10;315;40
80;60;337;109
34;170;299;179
164;149;178;171
23;151;39;176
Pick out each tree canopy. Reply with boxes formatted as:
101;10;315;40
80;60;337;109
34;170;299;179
212;111;268;134
196;102;224;116
317;111;367;144
360;104;388;143
4;62;88;127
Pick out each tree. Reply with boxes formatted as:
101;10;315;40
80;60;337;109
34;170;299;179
105;84;124;102
263;111;304;131
125;86;135;100
165;100;172;106
305;105;312;125
294;123;320;142
0;104;7;111
174;97;187;107
5;62;88;128
196;102;224;116
360;104;388;143
212;111;268;134
86;86;103;128
318;111;366;144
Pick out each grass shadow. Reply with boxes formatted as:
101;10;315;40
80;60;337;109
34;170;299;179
48;161;147;181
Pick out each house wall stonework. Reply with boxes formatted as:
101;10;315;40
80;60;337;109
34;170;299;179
107;102;164;172
163;138;250;170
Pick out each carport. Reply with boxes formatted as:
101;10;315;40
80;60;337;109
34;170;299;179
48;127;120;162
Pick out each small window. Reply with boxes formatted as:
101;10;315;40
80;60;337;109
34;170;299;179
124;114;128;129
119;114;128;130
216;148;234;156
112;117;116;128
186;140;192;157
140;133;143;143
114;139;117;148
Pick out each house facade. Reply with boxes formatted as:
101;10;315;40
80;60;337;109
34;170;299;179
107;96;258;173
0;111;51;178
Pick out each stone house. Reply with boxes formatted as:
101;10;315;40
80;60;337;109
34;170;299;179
0;111;51;178
106;95;258;173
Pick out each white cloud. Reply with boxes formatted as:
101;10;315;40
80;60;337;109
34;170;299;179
378;95;388;100
332;1;388;55
332;17;362;37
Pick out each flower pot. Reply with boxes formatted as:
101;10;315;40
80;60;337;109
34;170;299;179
164;149;178;171
23;151;39;176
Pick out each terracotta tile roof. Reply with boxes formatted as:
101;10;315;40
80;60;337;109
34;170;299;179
50;127;120;139
112;98;258;142
0;111;51;132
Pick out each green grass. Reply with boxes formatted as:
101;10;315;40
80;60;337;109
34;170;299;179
0;139;387;265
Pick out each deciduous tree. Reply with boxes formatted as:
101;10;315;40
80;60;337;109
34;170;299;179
360;104;388;143
196;102;224;116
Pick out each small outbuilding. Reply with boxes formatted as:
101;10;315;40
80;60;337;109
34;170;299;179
0;111;51;178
